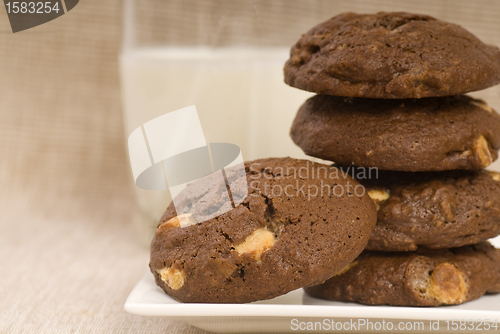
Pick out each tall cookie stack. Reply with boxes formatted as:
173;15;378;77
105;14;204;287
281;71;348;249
285;12;500;306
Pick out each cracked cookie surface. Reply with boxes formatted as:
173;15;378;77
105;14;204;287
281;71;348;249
304;242;500;306
150;157;377;303
291;94;500;171
284;12;500;98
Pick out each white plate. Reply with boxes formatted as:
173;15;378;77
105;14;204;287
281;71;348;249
125;236;500;333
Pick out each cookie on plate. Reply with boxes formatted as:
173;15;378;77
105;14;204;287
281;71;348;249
284;12;500;98
290;94;500;171
150;157;377;303
304;242;500;306
355;168;500;251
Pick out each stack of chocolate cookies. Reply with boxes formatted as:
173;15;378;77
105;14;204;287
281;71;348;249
149;11;500;307
285;12;500;306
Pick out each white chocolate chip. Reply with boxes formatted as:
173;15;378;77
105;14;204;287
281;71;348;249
335;43;346;51
459;136;492;167
474;136;492;168
368;189;390;210
156;267;185;290
335;261;358;276
430;263;467;304
459;150;472;158
470;100;493;113
234;228;275;258
368;190;390;202
160;213;197;229
490;172;500;182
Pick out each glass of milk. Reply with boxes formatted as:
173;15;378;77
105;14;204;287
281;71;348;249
121;0;317;244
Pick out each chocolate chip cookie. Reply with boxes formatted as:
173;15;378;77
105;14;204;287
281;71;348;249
291;94;500;171
284;12;500;98
304;242;500;306
150;157;377;303
342;167;500;251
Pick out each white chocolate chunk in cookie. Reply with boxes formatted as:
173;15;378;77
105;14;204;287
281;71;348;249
474;136;492;168
430;263;467;304
157;267;185;290
368;189;390;202
160;213;197;229
335;261;358;276
460;150;471;158
470;100;493;113
368;189;390;210
489;171;500;182
234;228;275;258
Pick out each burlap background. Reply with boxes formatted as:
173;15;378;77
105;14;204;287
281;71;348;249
1;1;499;333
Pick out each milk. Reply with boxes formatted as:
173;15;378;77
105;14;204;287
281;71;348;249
120;47;314;241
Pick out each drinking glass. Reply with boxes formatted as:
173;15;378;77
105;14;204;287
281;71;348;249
121;0;500;246
120;0;324;244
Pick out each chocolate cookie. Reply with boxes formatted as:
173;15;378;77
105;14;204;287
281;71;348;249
291;94;500;171
304;242;500;306
284;12;500;98
150;157;377;303
343;167;500;251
